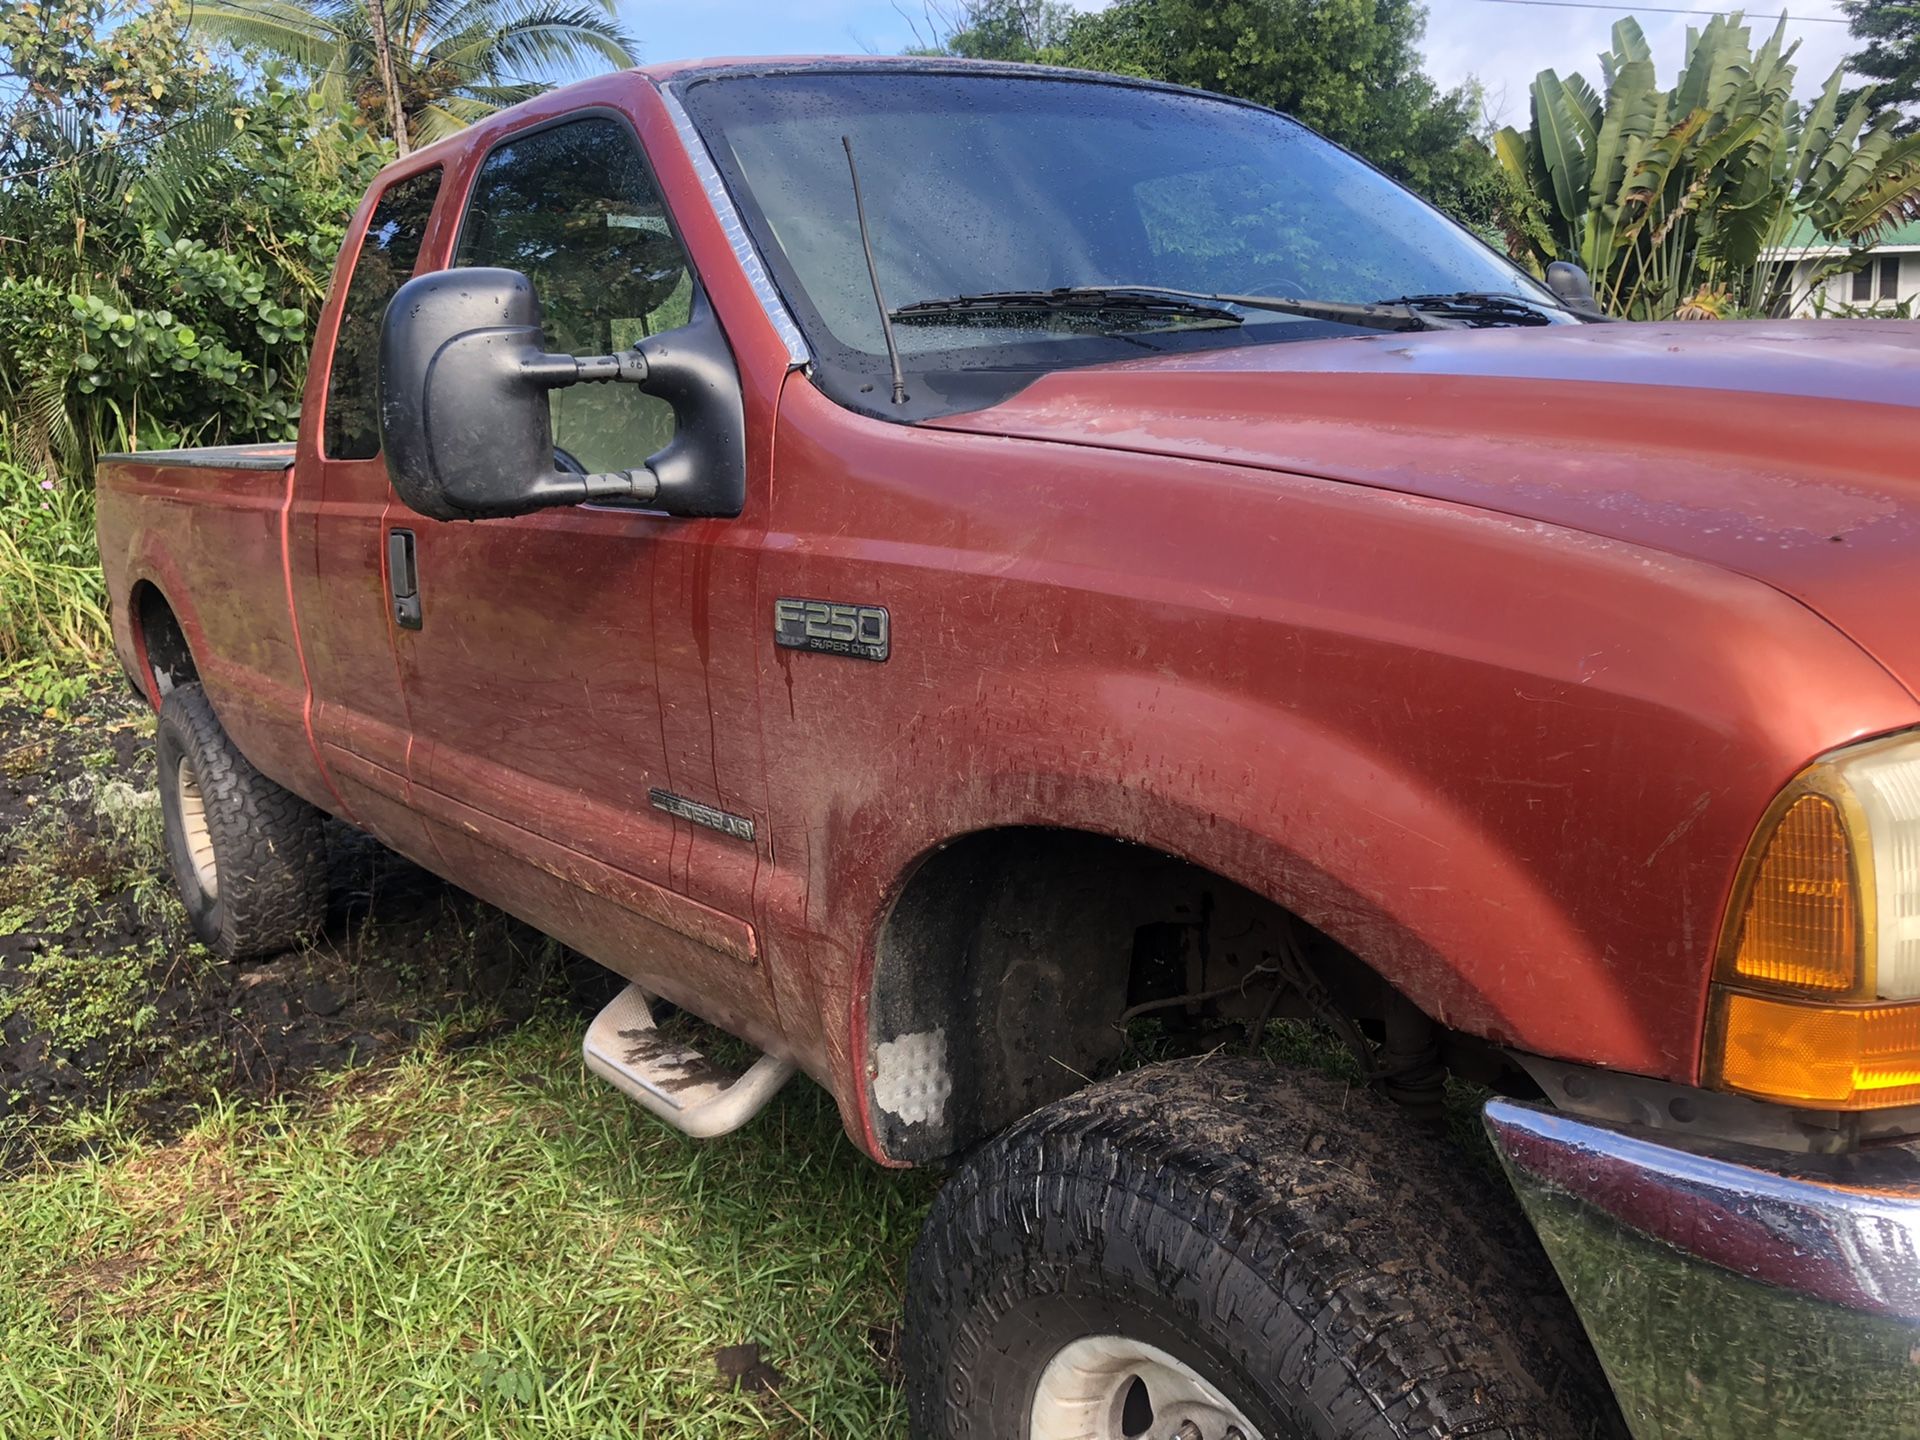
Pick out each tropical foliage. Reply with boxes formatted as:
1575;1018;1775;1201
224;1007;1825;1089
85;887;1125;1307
1844;0;1920;135
184;0;638;151
1;38;384;473
1494;14;1920;318
919;0;1507;227
1;0;390;660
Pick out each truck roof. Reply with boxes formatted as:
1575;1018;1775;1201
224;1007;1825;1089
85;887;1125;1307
375;54;1218;191
633;54;1076;83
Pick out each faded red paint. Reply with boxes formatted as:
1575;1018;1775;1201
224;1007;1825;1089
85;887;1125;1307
94;67;1920;1162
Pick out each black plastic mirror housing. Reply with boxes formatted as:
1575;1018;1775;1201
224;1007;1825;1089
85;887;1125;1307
378;267;746;521
1545;261;1608;320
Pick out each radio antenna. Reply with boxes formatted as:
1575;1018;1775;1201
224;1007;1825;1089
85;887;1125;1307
841;135;907;406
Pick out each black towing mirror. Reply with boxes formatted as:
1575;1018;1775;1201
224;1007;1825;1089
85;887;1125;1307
377;266;746;521
1545;260;1609;320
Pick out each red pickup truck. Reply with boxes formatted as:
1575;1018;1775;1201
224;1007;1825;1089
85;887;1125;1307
97;56;1920;1440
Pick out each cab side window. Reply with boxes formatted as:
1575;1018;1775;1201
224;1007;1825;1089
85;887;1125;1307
454;117;695;474
323;168;442;460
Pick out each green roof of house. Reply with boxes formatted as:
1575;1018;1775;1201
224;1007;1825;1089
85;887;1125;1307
1774;215;1920;250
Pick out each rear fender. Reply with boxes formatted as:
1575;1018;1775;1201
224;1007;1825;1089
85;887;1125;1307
118;550;207;705
112;493;333;815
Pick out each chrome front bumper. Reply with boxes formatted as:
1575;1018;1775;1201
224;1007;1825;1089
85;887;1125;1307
1484;1100;1920;1439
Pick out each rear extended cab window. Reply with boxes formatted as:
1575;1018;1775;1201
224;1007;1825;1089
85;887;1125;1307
322;168;444;460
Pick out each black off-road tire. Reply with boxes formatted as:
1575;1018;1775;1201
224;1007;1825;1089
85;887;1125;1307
157;682;326;959
904;1057;1626;1440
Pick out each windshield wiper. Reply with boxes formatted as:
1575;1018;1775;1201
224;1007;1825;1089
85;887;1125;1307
891;287;1245;327
891;285;1446;334
1376;291;1568;326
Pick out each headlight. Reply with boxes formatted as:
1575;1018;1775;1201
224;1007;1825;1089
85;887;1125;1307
1707;731;1920;1110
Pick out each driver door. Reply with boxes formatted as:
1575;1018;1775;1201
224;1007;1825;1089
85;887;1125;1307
392;114;766;1023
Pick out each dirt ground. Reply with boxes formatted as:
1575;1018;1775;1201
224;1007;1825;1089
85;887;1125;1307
0;670;609;1163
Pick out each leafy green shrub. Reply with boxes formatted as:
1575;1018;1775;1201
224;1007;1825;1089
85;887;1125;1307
0;2;389;662
1;2;388;481
2;661;96;717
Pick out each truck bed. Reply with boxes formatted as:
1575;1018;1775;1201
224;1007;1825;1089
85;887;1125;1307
94;442;324;813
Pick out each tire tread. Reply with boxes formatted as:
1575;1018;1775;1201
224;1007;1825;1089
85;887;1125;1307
904;1058;1625;1440
158;683;326;958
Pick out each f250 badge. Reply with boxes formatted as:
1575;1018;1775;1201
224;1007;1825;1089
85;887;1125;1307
774;598;889;663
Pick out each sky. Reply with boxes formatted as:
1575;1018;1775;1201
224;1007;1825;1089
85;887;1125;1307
618;0;1861;127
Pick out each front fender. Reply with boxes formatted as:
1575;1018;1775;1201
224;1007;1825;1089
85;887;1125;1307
756;385;1920;1162
811;596;1913;1162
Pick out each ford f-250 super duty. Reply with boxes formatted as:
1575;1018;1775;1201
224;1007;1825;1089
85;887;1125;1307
96;55;1920;1440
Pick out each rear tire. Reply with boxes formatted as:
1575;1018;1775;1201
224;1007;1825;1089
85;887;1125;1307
157;683;326;958
904;1057;1624;1440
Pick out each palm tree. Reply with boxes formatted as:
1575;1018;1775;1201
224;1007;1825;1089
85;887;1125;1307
187;0;639;150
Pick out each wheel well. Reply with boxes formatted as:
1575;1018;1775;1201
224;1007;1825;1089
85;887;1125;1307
864;827;1446;1164
131;582;197;701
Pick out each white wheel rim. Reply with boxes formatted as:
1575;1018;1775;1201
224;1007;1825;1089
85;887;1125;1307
175;754;219;901
1031;1335;1263;1440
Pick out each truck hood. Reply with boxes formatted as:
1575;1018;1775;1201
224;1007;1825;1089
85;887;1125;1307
930;319;1920;698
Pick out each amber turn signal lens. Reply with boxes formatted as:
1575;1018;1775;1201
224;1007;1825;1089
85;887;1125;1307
1727;794;1860;994
1712;990;1920;1109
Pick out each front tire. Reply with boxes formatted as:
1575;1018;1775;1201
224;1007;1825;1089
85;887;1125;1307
157;683;326;958
904;1058;1623;1440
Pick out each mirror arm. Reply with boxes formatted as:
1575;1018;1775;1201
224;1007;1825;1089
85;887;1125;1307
535;294;745;517
522;350;650;388
524;350;659;506
623;289;747;518
580;466;659;505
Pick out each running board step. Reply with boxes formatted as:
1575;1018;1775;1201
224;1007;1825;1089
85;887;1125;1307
582;984;796;1138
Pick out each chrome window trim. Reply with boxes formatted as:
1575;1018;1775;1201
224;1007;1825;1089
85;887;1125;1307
659;84;811;369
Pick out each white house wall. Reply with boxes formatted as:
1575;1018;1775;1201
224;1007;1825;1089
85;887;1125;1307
1788;251;1919;316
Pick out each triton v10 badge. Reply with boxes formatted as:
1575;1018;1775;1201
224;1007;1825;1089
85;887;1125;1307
774;598;890;662
648;788;755;842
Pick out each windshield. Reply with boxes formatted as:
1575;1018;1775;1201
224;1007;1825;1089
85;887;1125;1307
682;69;1558;415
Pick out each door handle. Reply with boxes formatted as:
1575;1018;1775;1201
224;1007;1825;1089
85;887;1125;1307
387;528;422;631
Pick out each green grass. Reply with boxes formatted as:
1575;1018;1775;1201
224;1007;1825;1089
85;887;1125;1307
0;1018;937;1439
0;683;1457;1440
0;671;932;1438
0;427;108;665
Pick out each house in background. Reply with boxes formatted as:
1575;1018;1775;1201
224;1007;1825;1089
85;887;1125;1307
1766;216;1920;315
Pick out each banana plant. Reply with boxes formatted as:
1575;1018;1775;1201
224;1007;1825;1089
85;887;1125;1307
1493;13;1920;318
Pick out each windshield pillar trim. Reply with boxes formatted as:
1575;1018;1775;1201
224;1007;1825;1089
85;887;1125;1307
659;84;812;369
